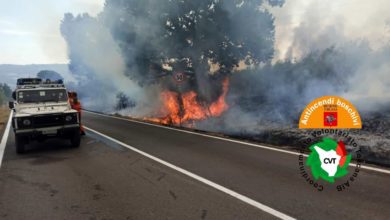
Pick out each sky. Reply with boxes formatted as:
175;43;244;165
0;0;389;64
0;0;104;64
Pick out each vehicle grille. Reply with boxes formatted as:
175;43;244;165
33;114;64;128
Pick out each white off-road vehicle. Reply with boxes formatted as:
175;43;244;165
9;78;81;154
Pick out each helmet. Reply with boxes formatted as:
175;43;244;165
68;91;78;98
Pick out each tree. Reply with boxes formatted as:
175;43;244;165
37;70;64;81
102;0;283;101
115;92;136;110
60;0;285;113
0;83;12;105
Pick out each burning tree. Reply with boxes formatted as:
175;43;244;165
101;0;283;125
62;0;284;126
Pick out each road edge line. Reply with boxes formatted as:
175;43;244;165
84;110;390;175
0;111;13;168
85;126;296;220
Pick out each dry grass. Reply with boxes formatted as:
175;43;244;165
0;106;10;136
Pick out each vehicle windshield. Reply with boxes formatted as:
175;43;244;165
17;89;68;103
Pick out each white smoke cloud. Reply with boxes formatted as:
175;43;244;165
270;0;390;60
267;0;390;111
61;14;144;112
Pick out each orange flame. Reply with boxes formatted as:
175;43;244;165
146;78;230;126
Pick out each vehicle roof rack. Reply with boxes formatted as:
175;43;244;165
16;78;65;89
17;78;42;86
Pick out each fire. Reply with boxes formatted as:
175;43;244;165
146;78;230;126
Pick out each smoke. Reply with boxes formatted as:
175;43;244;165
60;0;390;134
270;0;390;60
342;45;390;111
268;0;390;112
60;13;144;112
210;0;390;133
61;0;283;114
203;43;390;134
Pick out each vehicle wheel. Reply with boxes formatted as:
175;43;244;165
70;130;81;148
15;136;27;154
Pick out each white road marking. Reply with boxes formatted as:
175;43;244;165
85;126;296;220
85;110;390;175
0;111;13;168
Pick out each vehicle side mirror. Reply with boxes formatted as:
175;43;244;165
8;101;14;109
12;91;16;100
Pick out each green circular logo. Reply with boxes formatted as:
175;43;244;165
306;138;352;183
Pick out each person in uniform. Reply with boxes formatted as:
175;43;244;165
68;91;86;135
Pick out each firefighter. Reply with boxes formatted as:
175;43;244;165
68;91;86;135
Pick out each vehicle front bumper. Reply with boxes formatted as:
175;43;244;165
14;124;80;138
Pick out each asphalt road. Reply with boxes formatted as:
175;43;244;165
0;111;389;219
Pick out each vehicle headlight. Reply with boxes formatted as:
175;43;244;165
65;115;73;122
22;119;31;126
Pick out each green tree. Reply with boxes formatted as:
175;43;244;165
104;0;280;77
102;0;283;100
37;70;64;81
0;83;12;105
